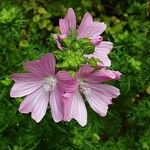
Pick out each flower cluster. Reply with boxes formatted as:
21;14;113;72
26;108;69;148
10;8;121;126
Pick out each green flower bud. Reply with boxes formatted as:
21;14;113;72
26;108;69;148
79;38;95;54
88;58;98;68
62;38;72;47
71;41;81;50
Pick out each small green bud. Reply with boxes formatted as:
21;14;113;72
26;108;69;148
79;38;95;54
62;38;72;47
37;7;47;14
33;15;40;22
71;41;81;50
39;20;50;29
19;40;29;47
88;58;98;68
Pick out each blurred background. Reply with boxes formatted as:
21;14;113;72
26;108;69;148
0;0;150;149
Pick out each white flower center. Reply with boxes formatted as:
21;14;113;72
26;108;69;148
79;80;91;95
43;76;57;92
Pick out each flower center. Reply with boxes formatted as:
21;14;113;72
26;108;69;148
79;80;91;95
43;76;57;92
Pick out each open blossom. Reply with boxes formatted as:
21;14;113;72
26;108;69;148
54;8;112;66
63;65;121;126
10;53;76;123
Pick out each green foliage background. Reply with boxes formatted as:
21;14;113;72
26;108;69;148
0;0;150;149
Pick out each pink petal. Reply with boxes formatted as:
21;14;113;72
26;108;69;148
77;12;93;37
53;34;63;50
19;87;49;123
49;88;63;122
56;71;77;93
90;36;103;46
111;71;122;80
83;83;118;117
65;8;76;29
85;69;121;83
97;84;120;98
11;73;43;82
10;79;43;98
63;91;87;127
78;22;107;39
24;53;55;76
76;64;94;78
59;8;76;35
88;83;119;99
95;41;113;54
59;19;69;35
84;88;109;117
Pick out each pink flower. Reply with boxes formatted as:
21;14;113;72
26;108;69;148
10;53;76;123
54;8;112;67
63;65;121;126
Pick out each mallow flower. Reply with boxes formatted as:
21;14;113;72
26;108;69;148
10;53;76;123
63;65;121;126
54;8;112;67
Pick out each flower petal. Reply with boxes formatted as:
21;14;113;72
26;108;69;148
90;36;103;46
85;69;121;83
56;71;77;93
24;53;55;76
59;8;76;35
85;88;109;117
65;8;76;29
83;83;114;117
96;84;120;98
59;19;69;35
78;22;107;39
53;34;64;50
95;41;113;54
19;87;49;123
76;64;94;78
10;78;43;98
77;12;93;37
63;91;87;127
11;73;43;82
49;89;63;122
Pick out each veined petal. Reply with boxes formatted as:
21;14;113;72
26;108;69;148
24;53;56;76
63;91;87;127
88;83;120;99
85;69;121;83
85;88;109;117
10;79;43;98
76;64;94;78
77;12;93;37
56;71;77;93
59;8;76;35
78;22;107;39
49;88;63;122
59;19;69;35
65;8;76;29
19;86;49;123
11;73;43;82
96;84;120;98
95;41;113;54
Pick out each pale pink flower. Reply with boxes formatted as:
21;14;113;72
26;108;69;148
63;65;121;126
54;8;112;67
10;53;76;123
